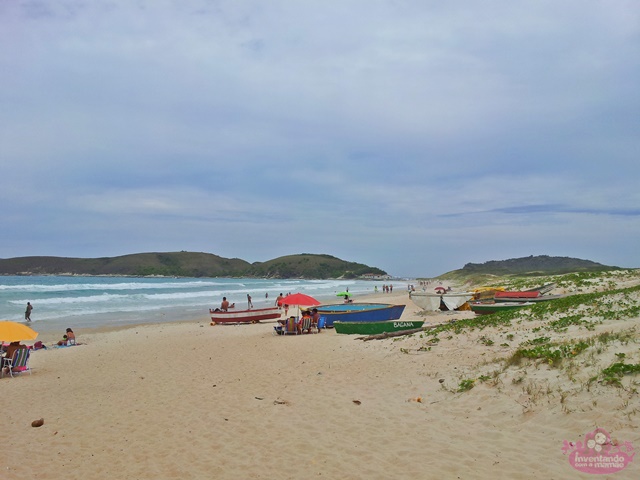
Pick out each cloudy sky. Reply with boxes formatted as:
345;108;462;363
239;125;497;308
1;1;638;277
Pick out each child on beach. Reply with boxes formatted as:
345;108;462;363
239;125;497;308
56;328;77;347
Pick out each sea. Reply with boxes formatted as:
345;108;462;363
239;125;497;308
0;276;408;333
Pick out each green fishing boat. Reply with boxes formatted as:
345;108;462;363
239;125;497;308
333;320;424;335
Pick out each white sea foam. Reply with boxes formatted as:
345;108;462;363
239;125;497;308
0;275;404;333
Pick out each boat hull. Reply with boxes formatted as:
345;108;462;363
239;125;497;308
316;303;406;327
334;320;424;335
493;294;565;303
209;307;281;325
409;292;473;311
470;302;535;315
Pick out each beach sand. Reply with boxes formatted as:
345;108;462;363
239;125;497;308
2;280;639;479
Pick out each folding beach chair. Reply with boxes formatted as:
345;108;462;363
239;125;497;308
282;316;299;335
1;348;32;378
300;316;314;334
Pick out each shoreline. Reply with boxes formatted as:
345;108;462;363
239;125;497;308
31;285;423;345
1;275;406;335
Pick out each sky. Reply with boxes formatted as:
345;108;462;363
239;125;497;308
1;1;639;278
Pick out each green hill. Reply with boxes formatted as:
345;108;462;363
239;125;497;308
250;254;386;279
0;252;386;279
438;255;619;284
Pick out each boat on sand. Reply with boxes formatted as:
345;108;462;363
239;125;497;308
409;291;473;311
334;320;424;335
209;307;281;325
315;303;405;327
493;292;565;303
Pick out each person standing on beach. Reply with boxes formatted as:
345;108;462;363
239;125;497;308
247;294;253;309
275;293;284;307
25;302;33;322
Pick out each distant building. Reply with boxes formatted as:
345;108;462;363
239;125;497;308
360;273;391;280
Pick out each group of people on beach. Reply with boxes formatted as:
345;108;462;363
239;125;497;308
217;292;295;313
214;294;257;312
19;302;75;346
1;328;77;375
274;308;322;335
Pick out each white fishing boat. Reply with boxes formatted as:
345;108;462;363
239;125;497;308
409;291;473;311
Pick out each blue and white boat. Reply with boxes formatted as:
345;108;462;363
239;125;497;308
316;303;406;327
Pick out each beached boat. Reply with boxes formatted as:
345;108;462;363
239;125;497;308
473;283;557;302
209;307;281;325
316;303;406;327
333;320;424;335
472;287;505;301
470;302;535;315
409;291;473;311
493;292;565;303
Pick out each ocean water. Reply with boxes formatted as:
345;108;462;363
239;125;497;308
0;276;407;333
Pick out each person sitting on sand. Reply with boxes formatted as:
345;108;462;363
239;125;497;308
57;335;69;346
66;328;76;345
221;297;229;311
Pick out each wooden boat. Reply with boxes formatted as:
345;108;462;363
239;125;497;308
495;290;541;300
493;292;565;303
334;320;424;335
209;307;281;325
472;287;505;301
472;283;557;302
409;291;473;311
315;303;405;327
470;302;535;315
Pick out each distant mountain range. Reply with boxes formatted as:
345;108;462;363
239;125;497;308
0;252;387;279
0;253;624;279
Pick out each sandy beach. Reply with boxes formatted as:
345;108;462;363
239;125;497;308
2;278;639;479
